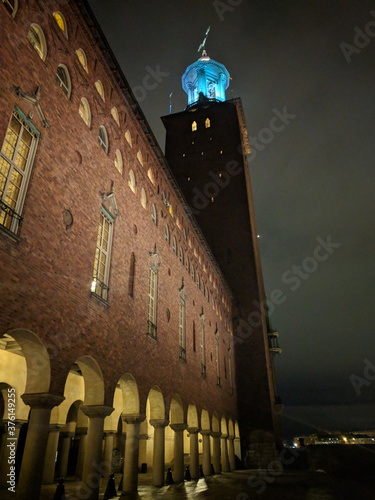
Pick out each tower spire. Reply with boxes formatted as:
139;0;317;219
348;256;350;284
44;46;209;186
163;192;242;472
197;26;211;54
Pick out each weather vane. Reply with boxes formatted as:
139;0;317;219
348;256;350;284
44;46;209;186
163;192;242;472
198;26;211;53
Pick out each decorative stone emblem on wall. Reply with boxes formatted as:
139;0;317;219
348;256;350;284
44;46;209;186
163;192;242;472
14;85;50;128
101;181;120;220
63;209;73;230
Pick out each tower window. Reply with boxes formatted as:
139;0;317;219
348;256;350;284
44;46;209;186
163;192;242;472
141;188;147;209
111;107;120;126
95;80;105;102
91;210;113;301
207;82;216;98
151;204;157;225
76;48;88;73
2;0;18;17
147;265;158;339
172;236;177;254
165;224;170;244
128;252;136;297
147;168;154;184
179;247;184;264
205;118;210;128
192;121;197;132
125;130;132;148
114;149;123;174
185;256;190;273
128;170;136;194
53;12;67;38
27;24;47;61
137;150;143;166
98;126;108;154
55;64;71;99
78;98;91;128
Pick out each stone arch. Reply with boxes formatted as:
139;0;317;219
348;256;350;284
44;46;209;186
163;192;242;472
220;416;228;435
169;394;184;425
147;386;165;420
5;328;50;394
74;356;105;406
228;419;234;438
201;408;210;431
187;404;198;428
119;373;140;415
235;420;240;438
212;412;220;433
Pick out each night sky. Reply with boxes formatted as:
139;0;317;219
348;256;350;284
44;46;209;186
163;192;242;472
87;0;375;441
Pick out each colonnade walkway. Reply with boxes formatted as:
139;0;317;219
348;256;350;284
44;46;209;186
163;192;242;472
1;469;361;499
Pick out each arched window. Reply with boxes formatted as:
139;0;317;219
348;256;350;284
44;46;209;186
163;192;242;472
205;117;211;128
172;237;177;254
53;12;67;38
192;121;197;132
147;168;154;184
191;266;195;281
78;98;91;127
98;126;108;154
183;228;186;239
111;107;120;126
151;204;157;225
76;48;88;72
125;130;132;147
55;64;71;99
128;252;136;297
95;80;105;102
185;257;190;273
188;238;192;248
114;150;123;174
179;247;184;264
141;188;147;209
128;170;136;193
27;24;47;61
3;0;18;17
197;273;200;288
201;280;204;293
137;150;143;166
165;225;170;244
176;217;180;229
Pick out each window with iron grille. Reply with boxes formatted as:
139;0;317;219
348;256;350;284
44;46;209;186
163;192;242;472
147;265;158;338
179;298;186;361
0;106;39;236
91;209;113;302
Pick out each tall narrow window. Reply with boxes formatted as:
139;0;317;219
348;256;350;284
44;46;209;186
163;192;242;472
197;273;200;288
140;188;147;209
114;150;123;174
0;107;39;236
191;266;195;282
55;64;71;99
91;209;113;301
125;130;132;147
147;265;158;338
151;204;157;225
179;298;186;361
205;117;211;128
128;252;135;297
165;224;169;244
172;237;177;254
192;121;197;132
76;48;88;72
53;12;67;37
137;150;143;166
179;247;184;264
27;24;47;61
201;319;206;378
111;107;120;126
192;320;196;352
215;333;220;386
147;168;154;184
128;170;136;194
185;256;189;273
79;98;91;127
98;126;108;154
95;81;105;102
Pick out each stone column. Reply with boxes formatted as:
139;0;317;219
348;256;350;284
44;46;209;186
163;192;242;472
149;419;168;487
211;431;221;474
170;423;187;483
76;427;88;479
56;431;74;478
121;414;145;494
234;437;241;461
0;420;24;489
201;430;211;477
138;433;148;467
220;434;230;472
187;427;200;480
42;424;62;484
17;393;65;500
228;436;236;471
102;431;115;477
79;405;114;500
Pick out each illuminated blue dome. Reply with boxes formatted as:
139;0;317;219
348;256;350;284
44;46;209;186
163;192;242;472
182;51;230;106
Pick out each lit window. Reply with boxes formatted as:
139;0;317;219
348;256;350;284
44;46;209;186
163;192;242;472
188;238;192;248
197;273;200;288
169;204;173;217
147;168;154;184
192;121;197;132
179;247;184;264
128;252;135;297
172;236;177;254
147;265;158;338
141;188;147;209
128;170;136;194
111;107;120;126
125;130;132;148
185;257;190;273
53;12;67;37
55;64;71;99
183;228;186;239
179;298;186;361
0;107;39;236
176;217;180;229
137;150;143;166
91;210;113;301
114;150;123;174
79;98;91;127
2;0;18;17
165;224;170;244
98;126;108;154
151;204;157;225
191;266;195;281
27;24;47;61
207;82;216;98
205;118;210;128
95;80;105;102
76;48;88;73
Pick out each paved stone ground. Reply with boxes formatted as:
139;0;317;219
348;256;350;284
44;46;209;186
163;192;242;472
1;470;374;499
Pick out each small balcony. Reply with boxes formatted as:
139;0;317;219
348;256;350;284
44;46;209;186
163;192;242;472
147;320;157;340
268;331;282;354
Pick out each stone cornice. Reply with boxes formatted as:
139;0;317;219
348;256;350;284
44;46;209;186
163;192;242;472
21;393;65;409
80;405;114;419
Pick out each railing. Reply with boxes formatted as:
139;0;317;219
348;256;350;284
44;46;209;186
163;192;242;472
91;277;109;301
147;320;157;339
0;200;23;236
179;346;186;361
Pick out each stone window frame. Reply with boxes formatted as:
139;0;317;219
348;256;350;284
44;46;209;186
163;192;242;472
91;208;114;303
27;23;47;62
55;64;72;99
76;48;88;73
52;11;68;38
98;125;109;154
114;149;123;174
78;98;91;128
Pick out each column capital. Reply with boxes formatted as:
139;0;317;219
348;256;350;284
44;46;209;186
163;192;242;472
80;405;114;419
61;431;75;438
228;435;235;441
149;418;169;429
139;433;148;440
48;424;63;432
21;393;65;409
187;427;201;435
201;429;211;436
76;426;88;435
122;413;146;425
211;431;222;438
170;423;188;433
220;433;228;439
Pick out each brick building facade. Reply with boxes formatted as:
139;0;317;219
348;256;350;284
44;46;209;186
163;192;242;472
0;1;280;499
